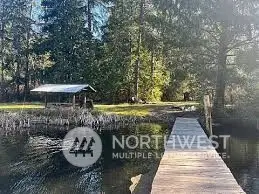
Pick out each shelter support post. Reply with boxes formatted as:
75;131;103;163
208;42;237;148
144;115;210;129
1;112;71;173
84;94;87;108
44;93;48;108
73;94;76;109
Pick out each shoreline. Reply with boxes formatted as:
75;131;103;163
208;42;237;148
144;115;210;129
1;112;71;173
0;107;179;131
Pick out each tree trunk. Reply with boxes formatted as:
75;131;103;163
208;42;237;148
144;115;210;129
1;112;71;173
150;50;155;96
87;0;93;32
214;24;228;114
0;53;4;102
129;33;133;98
24;3;33;101
24;37;30;101
0;28;4;84
0;36;4;102
0;3;5;101
134;0;145;99
16;62;20;101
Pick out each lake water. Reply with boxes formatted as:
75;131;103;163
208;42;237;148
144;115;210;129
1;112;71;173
214;125;259;194
5;120;258;194
0;123;169;194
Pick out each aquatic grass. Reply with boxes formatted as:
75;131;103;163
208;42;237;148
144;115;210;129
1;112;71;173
0;106;176;133
0;108;142;132
0;102;198;132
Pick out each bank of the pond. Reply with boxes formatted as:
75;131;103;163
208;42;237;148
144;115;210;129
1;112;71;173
0;102;199;132
0;109;174;129
210;105;259;134
95;102;199;117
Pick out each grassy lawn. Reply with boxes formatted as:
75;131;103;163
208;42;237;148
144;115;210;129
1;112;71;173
0;101;199;116
0;103;44;110
95;101;199;116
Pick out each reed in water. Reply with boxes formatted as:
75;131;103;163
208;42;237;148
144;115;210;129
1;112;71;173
0;108;145;131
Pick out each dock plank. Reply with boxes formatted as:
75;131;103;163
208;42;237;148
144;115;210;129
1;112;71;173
151;117;244;194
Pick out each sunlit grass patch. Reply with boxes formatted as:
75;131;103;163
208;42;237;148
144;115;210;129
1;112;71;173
95;101;199;117
0;101;199;116
95;103;152;116
0;103;44;110
156;101;199;106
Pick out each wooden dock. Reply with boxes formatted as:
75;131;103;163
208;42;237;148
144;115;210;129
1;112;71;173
151;117;244;194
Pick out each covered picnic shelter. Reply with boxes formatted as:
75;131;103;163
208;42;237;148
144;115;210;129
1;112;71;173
31;84;96;108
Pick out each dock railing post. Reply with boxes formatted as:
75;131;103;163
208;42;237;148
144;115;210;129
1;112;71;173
204;95;213;136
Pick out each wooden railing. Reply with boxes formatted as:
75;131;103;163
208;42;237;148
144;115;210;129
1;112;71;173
203;95;213;136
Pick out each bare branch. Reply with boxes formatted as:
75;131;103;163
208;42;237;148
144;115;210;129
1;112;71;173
201;28;220;44
227;33;259;52
201;44;218;55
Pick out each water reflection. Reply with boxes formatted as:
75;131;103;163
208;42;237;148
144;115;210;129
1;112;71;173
215;127;259;194
0;123;168;194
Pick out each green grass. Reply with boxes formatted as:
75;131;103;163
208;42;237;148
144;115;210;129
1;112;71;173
0;101;199;116
0;103;44;110
95;103;153;116
95;101;199;117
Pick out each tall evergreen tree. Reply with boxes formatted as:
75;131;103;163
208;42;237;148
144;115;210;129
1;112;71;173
41;0;92;83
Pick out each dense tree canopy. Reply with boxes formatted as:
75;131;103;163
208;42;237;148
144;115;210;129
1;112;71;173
1;0;259;108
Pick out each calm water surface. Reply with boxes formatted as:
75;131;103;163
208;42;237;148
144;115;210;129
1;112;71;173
0;123;169;194
215;125;259;194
